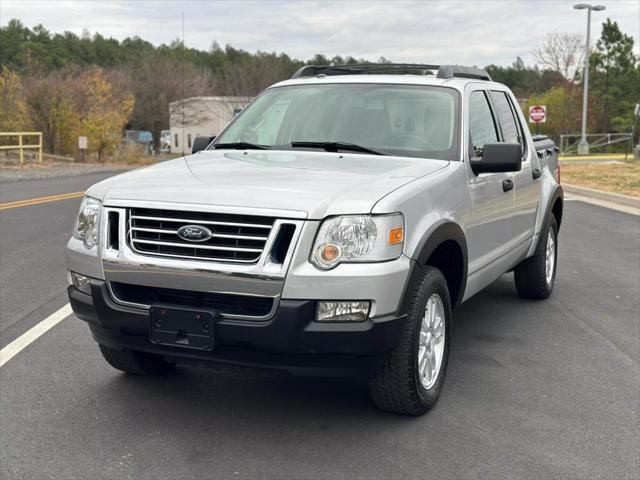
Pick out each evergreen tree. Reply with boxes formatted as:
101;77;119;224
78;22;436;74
590;19;640;133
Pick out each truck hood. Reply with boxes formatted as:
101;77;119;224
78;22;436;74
91;150;448;219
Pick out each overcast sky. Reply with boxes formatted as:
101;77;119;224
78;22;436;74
1;0;638;66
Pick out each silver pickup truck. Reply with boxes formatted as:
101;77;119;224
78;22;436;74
67;64;563;415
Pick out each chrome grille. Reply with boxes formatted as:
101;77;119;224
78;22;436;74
127;207;275;263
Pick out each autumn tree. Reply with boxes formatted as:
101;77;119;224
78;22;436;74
212;46;301;97
24;67;133;158
533;32;584;79
125;52;211;151
75;69;134;161
485;57;564;98
0;67;31;132
25;69;79;153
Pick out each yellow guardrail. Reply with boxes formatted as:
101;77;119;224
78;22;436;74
0;132;43;163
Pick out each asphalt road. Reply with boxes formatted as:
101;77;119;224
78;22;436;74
1;173;638;479
0;173;124;345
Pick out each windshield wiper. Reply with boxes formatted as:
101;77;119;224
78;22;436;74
289;141;383;156
211;142;270;150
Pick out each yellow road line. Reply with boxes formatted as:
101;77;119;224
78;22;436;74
0;191;84;210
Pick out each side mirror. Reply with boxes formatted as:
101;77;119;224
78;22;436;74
470;143;522;175
191;135;216;154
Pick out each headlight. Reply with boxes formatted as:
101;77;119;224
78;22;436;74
73;196;101;249
311;214;404;269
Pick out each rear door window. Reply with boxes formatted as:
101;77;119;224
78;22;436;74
490;91;526;158
490;91;520;143
469;91;498;154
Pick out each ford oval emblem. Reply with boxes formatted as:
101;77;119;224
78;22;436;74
177;224;213;242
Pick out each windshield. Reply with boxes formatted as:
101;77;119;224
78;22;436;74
214;83;460;160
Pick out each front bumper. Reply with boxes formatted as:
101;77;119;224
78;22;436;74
69;281;407;376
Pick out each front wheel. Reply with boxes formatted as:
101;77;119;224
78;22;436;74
369;266;452;415
514;216;558;299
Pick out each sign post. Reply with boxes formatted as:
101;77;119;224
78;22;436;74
78;136;88;163
528;105;547;136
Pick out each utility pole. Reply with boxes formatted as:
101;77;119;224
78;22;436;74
574;3;606;155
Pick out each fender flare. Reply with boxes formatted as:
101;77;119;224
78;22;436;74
397;222;468;315
542;185;564;233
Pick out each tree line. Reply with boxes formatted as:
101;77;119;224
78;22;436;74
525;21;639;146
1;18;638;158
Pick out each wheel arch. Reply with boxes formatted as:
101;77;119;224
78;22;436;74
398;222;468;314
542;185;564;233
552;195;563;231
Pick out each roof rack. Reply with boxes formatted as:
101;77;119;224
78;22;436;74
436;65;492;81
290;63;492;81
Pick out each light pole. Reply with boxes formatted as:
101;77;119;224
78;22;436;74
574;3;606;155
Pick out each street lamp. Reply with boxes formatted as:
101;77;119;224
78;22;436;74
574;3;606;155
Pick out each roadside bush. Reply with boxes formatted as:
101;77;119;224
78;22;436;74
108;143;147;164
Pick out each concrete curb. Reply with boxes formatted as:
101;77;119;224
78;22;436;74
0;165;135;183
563;184;640;209
559;153;628;161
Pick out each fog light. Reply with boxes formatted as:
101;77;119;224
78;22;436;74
70;272;92;295
316;301;370;322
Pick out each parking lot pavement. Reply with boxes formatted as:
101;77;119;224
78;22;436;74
0;173;122;344
0;175;638;479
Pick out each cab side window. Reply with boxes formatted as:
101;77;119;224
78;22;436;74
490;90;527;158
490;91;519;143
469;91;498;155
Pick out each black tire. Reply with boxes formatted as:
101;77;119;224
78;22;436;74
514;216;558;299
369;266;452;415
98;344;174;375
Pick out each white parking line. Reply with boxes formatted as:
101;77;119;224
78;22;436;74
0;304;72;367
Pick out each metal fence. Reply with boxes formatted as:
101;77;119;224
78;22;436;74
559;133;633;155
0;132;43;163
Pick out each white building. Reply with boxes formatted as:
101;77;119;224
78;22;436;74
169;96;252;154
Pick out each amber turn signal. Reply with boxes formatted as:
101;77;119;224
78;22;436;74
319;243;341;264
388;227;404;245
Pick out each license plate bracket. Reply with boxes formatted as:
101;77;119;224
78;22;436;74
149;304;218;351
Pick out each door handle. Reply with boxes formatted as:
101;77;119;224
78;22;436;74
502;178;514;192
532;168;542;180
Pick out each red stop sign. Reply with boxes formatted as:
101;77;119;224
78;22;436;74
529;105;546;123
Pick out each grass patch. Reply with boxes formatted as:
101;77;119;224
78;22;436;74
561;161;640;197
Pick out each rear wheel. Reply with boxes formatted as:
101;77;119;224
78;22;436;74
369;266;452;415
514;217;558;299
99;345;174;375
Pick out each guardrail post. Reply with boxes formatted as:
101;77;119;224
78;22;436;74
38;133;43;163
18;133;24;164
